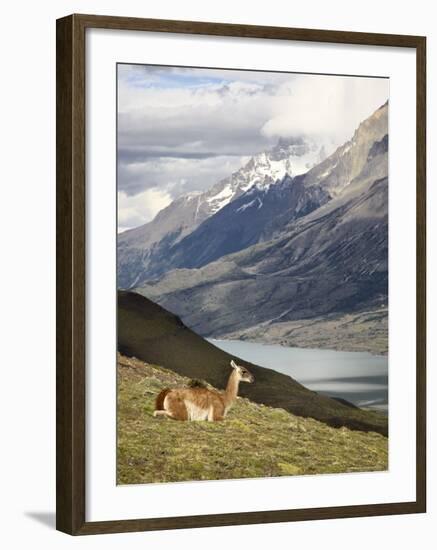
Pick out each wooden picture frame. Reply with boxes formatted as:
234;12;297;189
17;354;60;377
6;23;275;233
56;13;426;535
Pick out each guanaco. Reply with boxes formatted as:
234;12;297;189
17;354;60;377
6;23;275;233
153;360;254;421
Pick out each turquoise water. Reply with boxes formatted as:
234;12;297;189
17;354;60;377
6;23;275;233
208;339;388;413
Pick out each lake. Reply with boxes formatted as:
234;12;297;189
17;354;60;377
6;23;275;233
208;339;388;413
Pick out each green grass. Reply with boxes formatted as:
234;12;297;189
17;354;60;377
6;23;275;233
117;354;388;485
118;291;388;436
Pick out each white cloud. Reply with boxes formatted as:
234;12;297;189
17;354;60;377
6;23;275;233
118;188;172;233
118;155;249;198
261;75;389;144
117;65;389;229
117;79;277;159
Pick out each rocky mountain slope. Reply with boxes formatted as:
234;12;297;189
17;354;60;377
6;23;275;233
117;353;388;484
118;136;327;287
118;291;388;435
163;103;388;273
155;173;331;271
224;308;388;355
134;104;388;352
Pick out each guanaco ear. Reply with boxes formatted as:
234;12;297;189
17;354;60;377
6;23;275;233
230;360;238;369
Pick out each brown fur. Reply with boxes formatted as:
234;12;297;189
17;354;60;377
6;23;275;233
153;361;254;422
161;391;189;421
155;388;170;411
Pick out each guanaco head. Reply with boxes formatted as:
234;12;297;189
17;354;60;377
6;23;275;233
230;360;254;383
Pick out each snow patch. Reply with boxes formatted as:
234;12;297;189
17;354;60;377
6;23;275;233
341;143;352;156
180;136;329;217
236;197;263;213
206;184;235;213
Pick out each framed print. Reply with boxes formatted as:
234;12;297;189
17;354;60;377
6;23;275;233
56;14;426;535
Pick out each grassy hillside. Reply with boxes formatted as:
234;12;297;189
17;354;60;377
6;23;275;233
118;291;388;436
117;354;388;484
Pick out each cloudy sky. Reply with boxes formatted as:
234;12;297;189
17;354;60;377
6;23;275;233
117;64;389;232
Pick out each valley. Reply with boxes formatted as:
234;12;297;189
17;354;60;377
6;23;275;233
119;103;389;355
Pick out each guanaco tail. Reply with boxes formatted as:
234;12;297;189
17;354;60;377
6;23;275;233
153;360;254;421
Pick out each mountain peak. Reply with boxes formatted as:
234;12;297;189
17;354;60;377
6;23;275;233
270;136;308;159
118;102;388;290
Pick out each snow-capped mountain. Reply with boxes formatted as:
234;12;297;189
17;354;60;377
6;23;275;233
158;173;331;271
126;103;388;278
205;136;326;213
118;103;387;289
118;135;326;288
135;104;389;352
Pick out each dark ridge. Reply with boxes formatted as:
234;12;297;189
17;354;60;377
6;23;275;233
367;134;388;160
331;397;360;409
